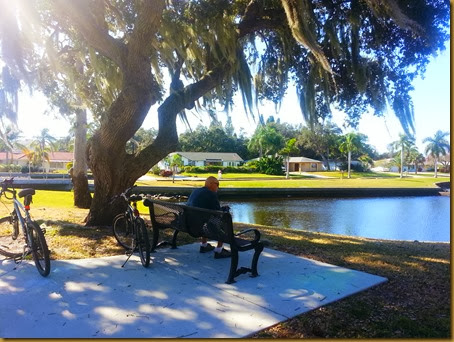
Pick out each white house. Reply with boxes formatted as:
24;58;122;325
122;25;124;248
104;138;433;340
159;152;244;170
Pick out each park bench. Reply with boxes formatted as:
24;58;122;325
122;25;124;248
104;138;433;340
143;198;264;284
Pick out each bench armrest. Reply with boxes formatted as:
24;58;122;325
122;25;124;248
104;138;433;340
234;228;261;243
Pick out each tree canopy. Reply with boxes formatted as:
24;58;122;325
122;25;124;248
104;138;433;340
0;0;449;224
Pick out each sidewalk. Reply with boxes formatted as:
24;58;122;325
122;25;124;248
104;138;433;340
0;244;387;338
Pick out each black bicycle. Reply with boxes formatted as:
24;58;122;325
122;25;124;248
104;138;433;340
112;186;150;268
0;178;50;277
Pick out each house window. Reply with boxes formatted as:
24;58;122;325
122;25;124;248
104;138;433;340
205;159;222;166
311;163;317;169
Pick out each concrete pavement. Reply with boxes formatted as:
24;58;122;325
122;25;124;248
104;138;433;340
0;243;387;338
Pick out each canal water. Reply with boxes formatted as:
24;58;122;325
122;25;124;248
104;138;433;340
221;196;450;242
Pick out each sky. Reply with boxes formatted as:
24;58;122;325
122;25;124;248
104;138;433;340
15;41;450;155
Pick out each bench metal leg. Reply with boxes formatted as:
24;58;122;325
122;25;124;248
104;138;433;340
170;230;179;249
226;250;239;284
250;243;264;278
151;225;160;252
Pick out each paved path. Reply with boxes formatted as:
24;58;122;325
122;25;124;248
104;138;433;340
0;244;386;338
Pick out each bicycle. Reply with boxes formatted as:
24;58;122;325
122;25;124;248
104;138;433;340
112;186;151;268
0;177;50;277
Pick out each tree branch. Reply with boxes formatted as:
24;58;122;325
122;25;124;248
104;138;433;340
52;0;126;68
133;66;226;177
127;0;165;59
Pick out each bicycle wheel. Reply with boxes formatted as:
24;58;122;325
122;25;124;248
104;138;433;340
113;213;134;250
29;221;51;277
0;215;23;258
136;218;150;268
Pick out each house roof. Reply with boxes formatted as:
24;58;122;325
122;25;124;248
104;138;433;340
47;152;74;162
0;151;73;162
288;156;322;163
172;152;243;162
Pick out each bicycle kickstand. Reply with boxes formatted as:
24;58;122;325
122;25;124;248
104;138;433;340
12;244;28;265
121;250;133;268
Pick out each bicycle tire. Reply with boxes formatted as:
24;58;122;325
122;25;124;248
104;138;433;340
29;221;50;277
113;213;134;250
0;215;22;258
136;218;150;268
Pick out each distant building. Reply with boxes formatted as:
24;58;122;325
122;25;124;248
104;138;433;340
0;151;73;171
287;157;323;172
159;151;244;170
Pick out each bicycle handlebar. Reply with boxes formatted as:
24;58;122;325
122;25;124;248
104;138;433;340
0;177;15;200
111;185;141;204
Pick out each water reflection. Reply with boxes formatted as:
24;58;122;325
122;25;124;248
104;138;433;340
222;196;450;242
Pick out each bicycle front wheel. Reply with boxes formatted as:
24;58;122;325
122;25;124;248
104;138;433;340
136;218;150;268
29;222;50;277
113;213;134;250
0;215;23;258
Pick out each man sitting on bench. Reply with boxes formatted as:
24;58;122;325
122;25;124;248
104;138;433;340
186;176;231;259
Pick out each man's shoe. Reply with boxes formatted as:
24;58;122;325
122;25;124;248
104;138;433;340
214;248;231;259
200;243;215;253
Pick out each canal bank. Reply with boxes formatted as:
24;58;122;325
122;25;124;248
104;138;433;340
2;176;448;197
134;186;446;198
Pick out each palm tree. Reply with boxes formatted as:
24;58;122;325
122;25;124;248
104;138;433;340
390;133;415;178
31;128;56;173
339;132;363;179
280;138;299;179
169;154;184;183
0;125;21;165
407;147;425;175
423;130;450;178
248;125;284;158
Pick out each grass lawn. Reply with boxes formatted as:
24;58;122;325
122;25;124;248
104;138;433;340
138;174;449;188
0;177;450;338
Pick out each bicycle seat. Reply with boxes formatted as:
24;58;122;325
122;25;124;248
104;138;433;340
18;188;35;198
129;195;142;202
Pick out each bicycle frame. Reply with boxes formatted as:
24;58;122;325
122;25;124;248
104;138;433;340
121;192;140;220
0;177;51;276
1;187;33;248
12;197;31;239
113;186;150;268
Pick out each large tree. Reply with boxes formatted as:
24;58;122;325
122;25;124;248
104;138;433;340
248;123;285;158
0;0;449;225
296;121;342;169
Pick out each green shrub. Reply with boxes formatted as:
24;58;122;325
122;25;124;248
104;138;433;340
183;166;207;173
151;165;160;175
183;165;256;174
0;164;21;172
256;156;284;175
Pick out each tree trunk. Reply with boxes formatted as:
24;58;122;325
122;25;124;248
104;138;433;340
347;150;351;178
400;148;404;178
85;136;132;226
321;154;330;170
286;155;289;179
434;157;438;178
72;108;91;208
